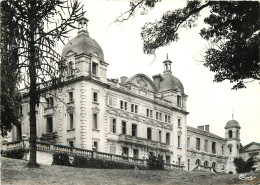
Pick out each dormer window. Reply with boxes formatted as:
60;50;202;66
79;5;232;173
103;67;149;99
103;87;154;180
92;62;98;76
177;95;182;106
46;97;54;108
68;92;73;103
68;61;73;75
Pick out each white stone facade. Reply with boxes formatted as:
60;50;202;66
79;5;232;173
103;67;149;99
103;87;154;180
7;15;248;174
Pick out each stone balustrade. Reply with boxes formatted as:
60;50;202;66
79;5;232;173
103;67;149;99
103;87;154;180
2;140;183;169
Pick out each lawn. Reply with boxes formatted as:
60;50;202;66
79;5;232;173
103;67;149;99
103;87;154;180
1;157;260;185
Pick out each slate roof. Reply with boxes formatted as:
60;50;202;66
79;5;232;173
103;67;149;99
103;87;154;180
187;126;226;141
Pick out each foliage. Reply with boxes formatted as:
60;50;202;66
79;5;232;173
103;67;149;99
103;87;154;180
53;154;147;170
119;1;260;89
233;157;255;173
146;153;164;170
52;152;71;166
1;148;29;159
1;0;83;166
0;2;22;137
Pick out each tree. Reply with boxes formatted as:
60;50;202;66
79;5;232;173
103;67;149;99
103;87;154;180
117;1;260;89
234;157;254;173
0;0;83;167
0;1;21;136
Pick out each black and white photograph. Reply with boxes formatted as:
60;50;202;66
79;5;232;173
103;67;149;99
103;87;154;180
1;0;260;184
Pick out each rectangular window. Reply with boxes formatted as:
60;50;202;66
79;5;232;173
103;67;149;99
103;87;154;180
196;138;201;150
205;140;208;152
178;118;181;127
166;156;170;164
178;157;181;166
135;105;138;113
93;114;98;129
166;133;170;145
93;141;98;151
159;113;162;120
158;130;162;142
132;124;137;137
68;61;73;75
133;149;138;158
122;121;126;135
122;147;129;156
178;135;181;148
108;96;113;106
110;146;116;154
212;142;216;154
92;62;98;76
46;97;54;107
222;146;224;155
93;92;98;102
69;92;73;102
120;100;124;109
177;95;182;106
156;112;159;120
120;100;127;110
69;141;74;147
187;138;190;148
146;109;153;118
147;128;152;140
131;104;134;112
46;117;53;133
165;115;167;123
69;113;74;130
124;102;127;111
168;116;171;123
110;118;116;133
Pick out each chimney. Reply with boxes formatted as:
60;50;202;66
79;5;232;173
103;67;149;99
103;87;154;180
205;125;210;132
120;76;127;84
152;74;162;90
197;126;204;131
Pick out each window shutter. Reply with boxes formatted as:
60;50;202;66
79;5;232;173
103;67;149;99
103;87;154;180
110;118;113;132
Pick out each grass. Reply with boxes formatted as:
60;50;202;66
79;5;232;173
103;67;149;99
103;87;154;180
1;157;260;185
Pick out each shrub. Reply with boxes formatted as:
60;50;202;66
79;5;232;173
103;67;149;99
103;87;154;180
1;148;29;159
72;155;147;170
52;152;71;166
234;157;254;173
147;153;164;170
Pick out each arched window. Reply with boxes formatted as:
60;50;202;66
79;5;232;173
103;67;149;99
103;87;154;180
228;130;232;138
204;161;209;167
195;159;201;165
212;162;216;169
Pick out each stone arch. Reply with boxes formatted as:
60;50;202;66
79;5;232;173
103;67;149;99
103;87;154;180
195;159;201;165
228;130;232;138
212;162;216;169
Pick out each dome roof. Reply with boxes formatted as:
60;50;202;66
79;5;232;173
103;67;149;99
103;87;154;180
225;120;241;129
61;33;104;61
158;72;184;93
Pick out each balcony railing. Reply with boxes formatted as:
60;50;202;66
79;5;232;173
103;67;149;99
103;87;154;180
118;134;170;152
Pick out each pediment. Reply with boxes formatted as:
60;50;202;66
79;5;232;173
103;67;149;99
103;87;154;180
130;114;140;122
125;74;157;92
107;108;119;116
119;112;129;119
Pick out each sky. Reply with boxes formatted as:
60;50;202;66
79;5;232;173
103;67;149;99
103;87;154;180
61;0;260;146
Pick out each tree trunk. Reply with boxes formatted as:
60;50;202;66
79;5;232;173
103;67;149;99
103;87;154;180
28;21;38;167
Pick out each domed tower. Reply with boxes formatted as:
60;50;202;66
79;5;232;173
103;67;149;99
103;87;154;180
225;119;241;174
61;13;108;83
153;55;186;110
